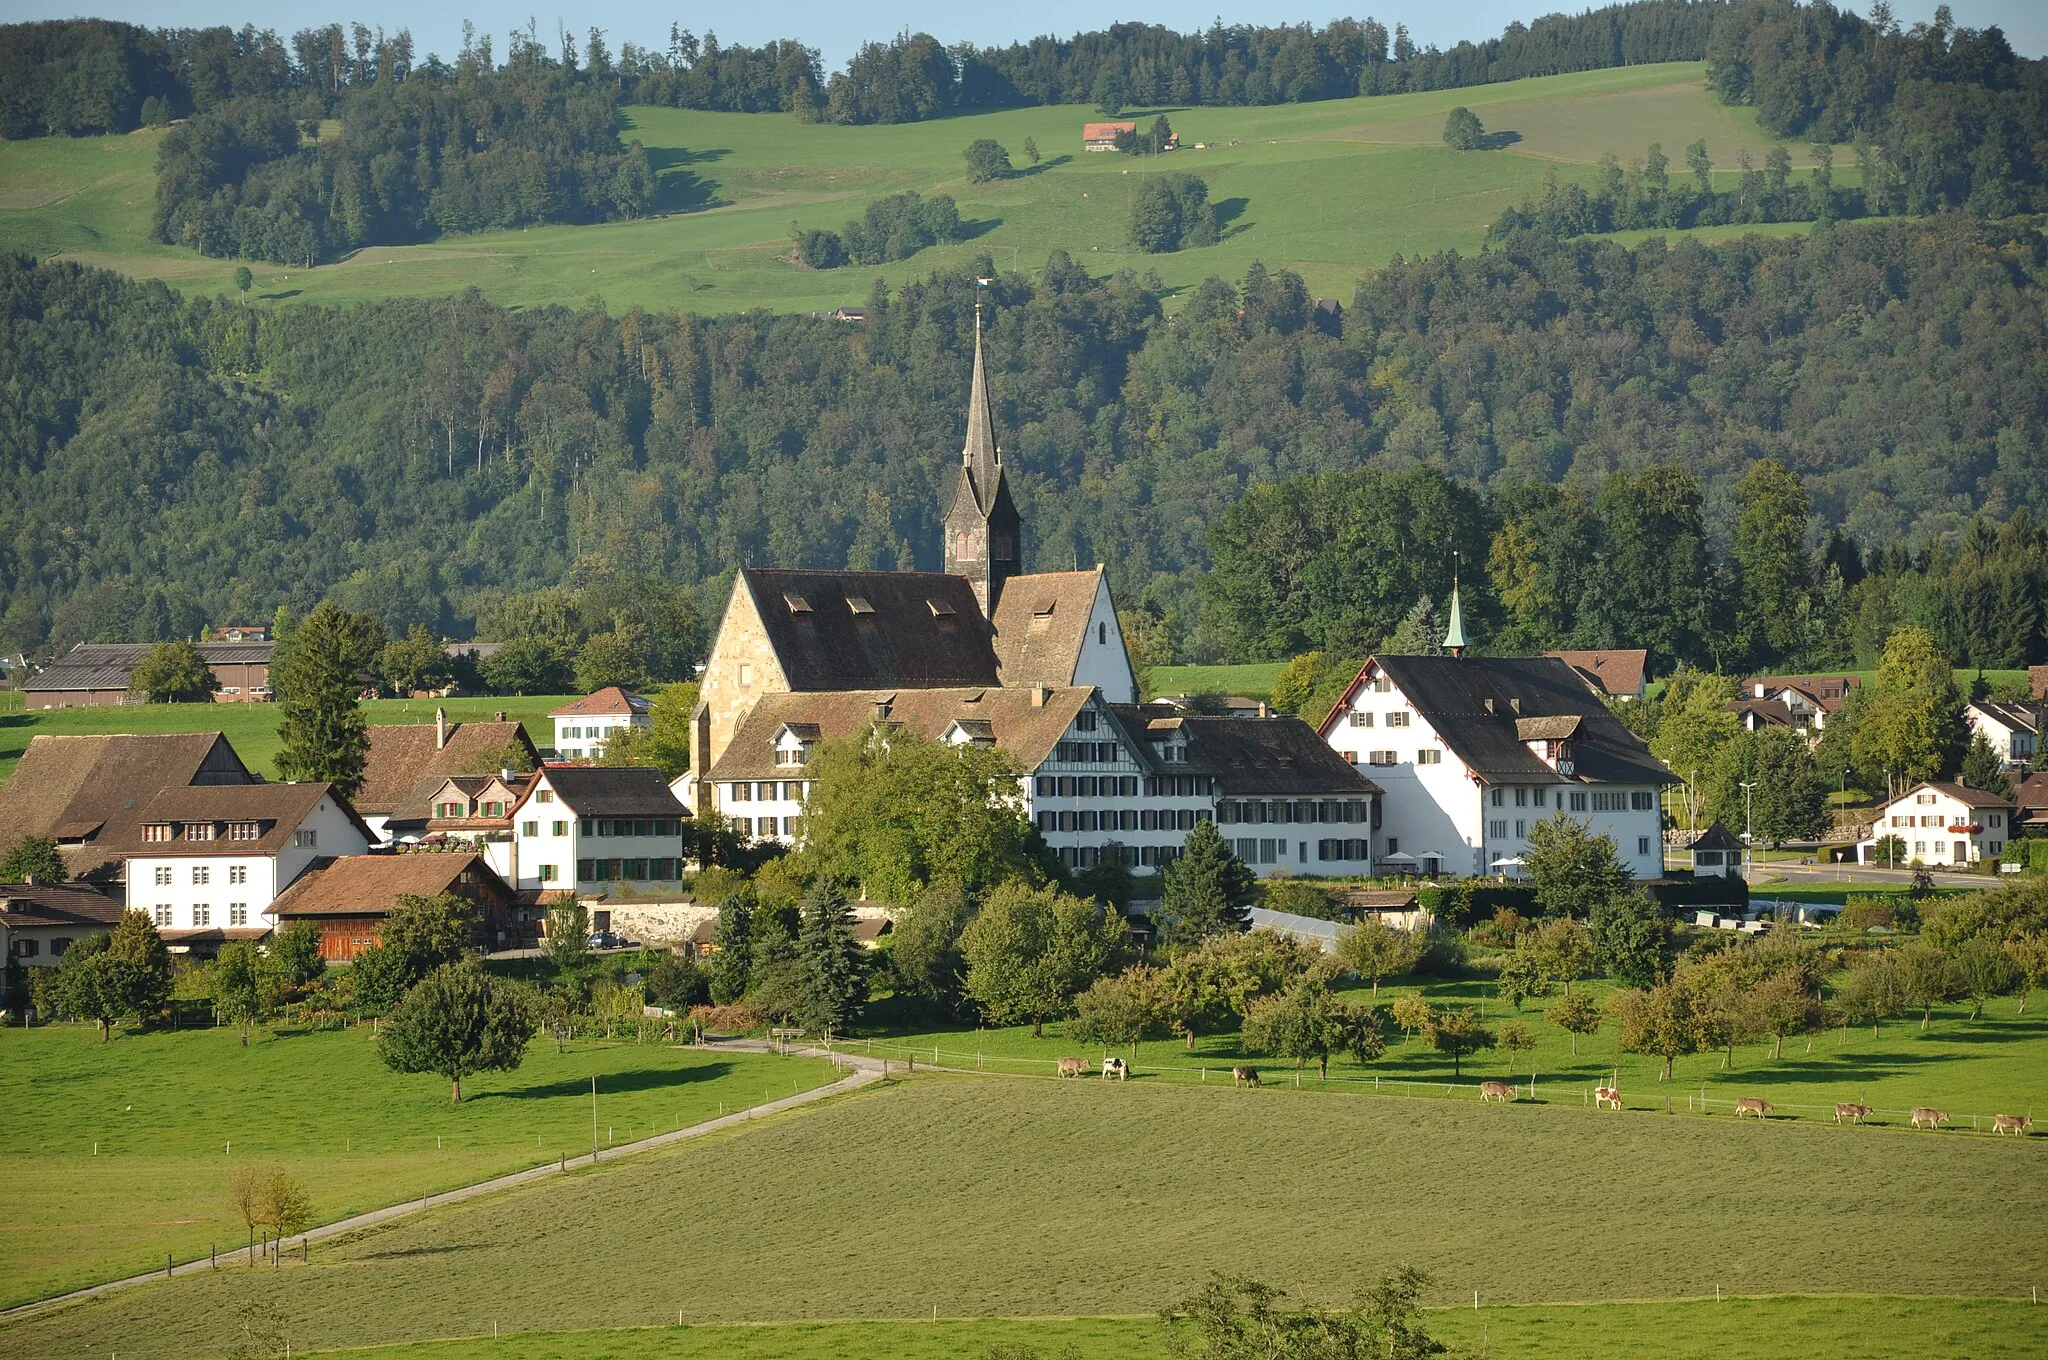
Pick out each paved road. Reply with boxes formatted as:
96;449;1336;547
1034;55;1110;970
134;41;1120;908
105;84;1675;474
1748;860;1995;890
0;1039;886;1321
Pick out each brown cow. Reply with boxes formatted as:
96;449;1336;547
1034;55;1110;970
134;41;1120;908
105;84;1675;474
1232;1066;1261;1088
1910;1107;1949;1130
1594;1085;1622;1110
1991;1113;2033;1136
1733;1097;1774;1119
1479;1080;1516;1102
1833;1102;1874;1125
1056;1057;1090;1079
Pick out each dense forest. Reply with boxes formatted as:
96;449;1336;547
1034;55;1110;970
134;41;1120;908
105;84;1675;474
3;212;2046;669
1;2;1722;141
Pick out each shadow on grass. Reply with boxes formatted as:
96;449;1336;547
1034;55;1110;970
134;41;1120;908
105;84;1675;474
1214;196;1250;241
957;216;1003;243
1476;130;1523;150
649;145;732;214
257;288;302;300
1013;154;1074;177
476;1060;735;1102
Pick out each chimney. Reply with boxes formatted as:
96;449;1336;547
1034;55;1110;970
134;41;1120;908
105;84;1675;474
1031;683;1048;708
495;710;506;722
500;768;514;782
1258;701;1270;718
435;706;448;750
22;874;36;888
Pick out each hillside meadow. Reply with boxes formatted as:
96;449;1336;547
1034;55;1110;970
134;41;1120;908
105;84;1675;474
0;1022;837;1307
0;63;1841;315
1;1073;2039;1358
0;695;571;785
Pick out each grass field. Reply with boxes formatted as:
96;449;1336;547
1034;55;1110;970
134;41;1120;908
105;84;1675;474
282;1296;2048;1360
0;64;1851;316
2;1074;2039;1359
0;1022;836;1308
857;971;2048;1129
1142;661;1290;700
0;695;573;785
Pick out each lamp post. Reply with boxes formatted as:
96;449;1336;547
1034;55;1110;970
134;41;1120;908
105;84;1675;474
1739;780;1756;878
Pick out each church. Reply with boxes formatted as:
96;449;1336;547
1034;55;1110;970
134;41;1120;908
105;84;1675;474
691;312;1381;876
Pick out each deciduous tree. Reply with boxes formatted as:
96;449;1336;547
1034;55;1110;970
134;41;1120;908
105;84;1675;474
128;639;219;702
963;138;1012;181
0;835;68;884
1547;989;1602;1054
375;961;534;1102
211;940;275;1046
1442;105;1484;150
1524;813;1632;922
1335;916;1420;996
1423;1006;1494;1076
959;881;1126;1037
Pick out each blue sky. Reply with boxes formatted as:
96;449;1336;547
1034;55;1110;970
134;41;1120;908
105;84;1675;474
16;1;2045;67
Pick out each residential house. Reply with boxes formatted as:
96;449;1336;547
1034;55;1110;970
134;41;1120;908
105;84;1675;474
267;851;519;960
1735;675;1859;732
1729;695;1798;732
551;688;651;761
352;710;537;842
211;625;269;642
22;641;275;707
2014;772;2048;833
122;784;376;953
0;881;124;1001
1082;121;1136;150
0;732;254;885
508;766;689;892
1544;649;1649;702
1966;701;2043;770
2030;664;2048;700
413;771;529;883
1317;632;1675;879
1858;781;2013;867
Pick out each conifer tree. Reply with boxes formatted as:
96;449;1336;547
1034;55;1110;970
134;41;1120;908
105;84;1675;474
797;883;868;1034
1160;820;1256;946
274;602;381;797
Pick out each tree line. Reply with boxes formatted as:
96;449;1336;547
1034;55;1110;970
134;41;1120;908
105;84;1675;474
1706;0;2048;217
5;214;2048;664
2;3;1724;141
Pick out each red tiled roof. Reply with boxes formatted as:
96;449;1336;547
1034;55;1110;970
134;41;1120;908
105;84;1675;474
268;851;506;920
550;687;649;718
1543;649;1648;698
989;570;1112;691
355;721;536;817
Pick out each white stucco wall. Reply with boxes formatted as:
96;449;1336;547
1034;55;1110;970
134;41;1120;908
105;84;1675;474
1070;576;1138;704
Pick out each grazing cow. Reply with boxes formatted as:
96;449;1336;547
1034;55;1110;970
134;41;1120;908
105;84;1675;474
1102;1057;1129;1082
1479;1080;1516;1103
1056;1057;1090;1079
1734;1097;1774;1119
1594;1085;1622;1110
1910;1107;1949;1130
1991;1113;2033;1136
1232;1066;1261;1088
1833;1103;1874;1125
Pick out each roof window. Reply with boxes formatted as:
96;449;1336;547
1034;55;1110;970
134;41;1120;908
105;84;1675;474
783;594;812;613
927;599;956;617
847;596;875;616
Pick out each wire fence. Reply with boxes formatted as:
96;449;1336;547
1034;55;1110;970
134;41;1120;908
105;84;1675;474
827;1037;2036;1133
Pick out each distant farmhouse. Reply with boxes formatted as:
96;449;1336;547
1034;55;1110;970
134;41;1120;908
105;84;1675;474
23;640;275;708
1083;121;1137;151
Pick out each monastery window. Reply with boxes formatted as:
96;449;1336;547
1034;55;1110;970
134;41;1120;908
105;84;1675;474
1386;711;1411;728
143;823;173;843
1349;712;1373;727
1417;749;1441;765
229;821;260;841
1631;791;1656;811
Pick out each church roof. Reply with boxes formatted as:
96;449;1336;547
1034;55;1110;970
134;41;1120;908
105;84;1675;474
706;685;1093;782
989;569;1106;690
741;568;999;692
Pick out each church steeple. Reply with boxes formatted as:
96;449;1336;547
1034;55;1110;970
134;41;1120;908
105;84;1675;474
943;284;1022;617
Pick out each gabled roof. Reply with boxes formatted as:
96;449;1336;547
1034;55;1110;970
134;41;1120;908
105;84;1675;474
1729;697;1797;727
740;568;1000;693
531;766;688;818
1083;121;1136;138
1688;822;1744;852
24;641;273;691
0;882;124;929
708;686;1095;783
1543;649;1648;698
0;732;254;878
1171;714;1383;797
989;569;1108;690
1324;655;1675;786
355;721;536;818
119;783;375;856
1743;674;1860;710
2016;772;2048;811
1970;701;2044;736
1895;780;2014;811
267;852;508;920
550;687;649;718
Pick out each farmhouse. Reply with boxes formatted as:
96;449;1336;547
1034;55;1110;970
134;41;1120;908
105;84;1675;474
0;881;124;1000
1317;627;1674;879
1083;121;1136;150
1966;700;2043;770
267;851;519;959
1734;675;1858;732
1859;781;2013;867
0;732;254;883
22;640;275;707
508;765;689;893
352;710;537;842
1543;649;1648;702
551;687;651;760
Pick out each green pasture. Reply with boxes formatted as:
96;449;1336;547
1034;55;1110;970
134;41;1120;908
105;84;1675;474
1142;660;1291;700
0;64;1857;316
0;1022;836;1308
859;971;2048;1126
288;1296;2048;1360
2;1074;2039;1358
0;695;572;785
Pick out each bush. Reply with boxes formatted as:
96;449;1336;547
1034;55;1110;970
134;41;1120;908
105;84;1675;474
1840;897;1895;931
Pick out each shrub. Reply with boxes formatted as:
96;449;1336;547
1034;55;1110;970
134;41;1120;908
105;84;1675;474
1840;897;1895;931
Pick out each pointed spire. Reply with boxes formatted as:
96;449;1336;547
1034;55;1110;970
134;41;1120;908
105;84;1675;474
1443;571;1468;658
961;283;1000;510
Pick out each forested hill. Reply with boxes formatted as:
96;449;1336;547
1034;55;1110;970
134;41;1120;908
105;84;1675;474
2;214;2046;666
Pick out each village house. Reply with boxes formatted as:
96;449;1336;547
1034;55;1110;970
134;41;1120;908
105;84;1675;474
266;851;519;960
1966;700;2043;770
22;640;276;707
1858;781;2013;867
1083;120;1136;150
551;687;651;761
1732;675;1858;733
0;881;124;1002
1544;649;1649;702
0;732;255;886
1317;610;1675;879
123;783;376;953
508;766;689;893
350;709;537;842
2014;772;2048;834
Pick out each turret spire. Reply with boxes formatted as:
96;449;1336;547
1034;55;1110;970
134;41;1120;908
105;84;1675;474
1443;552;1468;658
961;280;1000;509
943;278;1021;617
